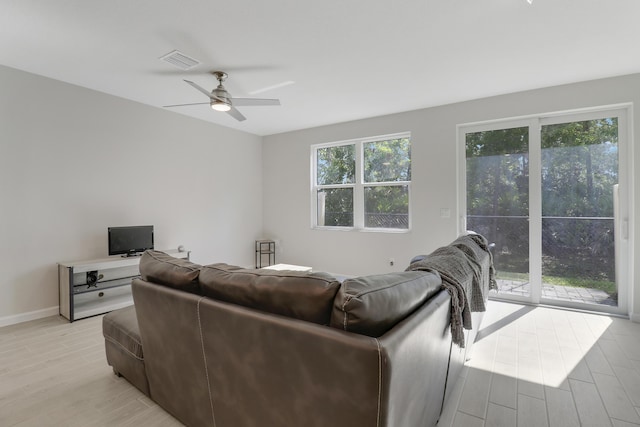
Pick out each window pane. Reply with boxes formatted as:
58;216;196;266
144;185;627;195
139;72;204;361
541;118;618;306
317;188;353;227
364;185;409;229
364;138;411;183
541;118;618;218
316;145;355;185
465;127;530;297
466;127;529;216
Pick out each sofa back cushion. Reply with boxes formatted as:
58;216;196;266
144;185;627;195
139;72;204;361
139;250;201;294
330;271;443;337
199;264;341;325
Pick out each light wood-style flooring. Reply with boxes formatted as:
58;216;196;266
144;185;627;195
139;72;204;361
439;301;640;427
0;314;180;426
1;301;639;426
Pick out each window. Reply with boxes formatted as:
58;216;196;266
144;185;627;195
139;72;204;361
312;132;411;230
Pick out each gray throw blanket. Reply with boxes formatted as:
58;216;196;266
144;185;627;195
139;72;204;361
451;233;498;311
406;233;497;348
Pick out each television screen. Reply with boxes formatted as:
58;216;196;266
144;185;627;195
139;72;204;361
108;225;154;256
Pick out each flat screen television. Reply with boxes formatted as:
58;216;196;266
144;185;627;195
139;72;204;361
108;225;154;256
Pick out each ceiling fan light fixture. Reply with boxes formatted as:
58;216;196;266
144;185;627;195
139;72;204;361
211;101;231;112
172;72;280;122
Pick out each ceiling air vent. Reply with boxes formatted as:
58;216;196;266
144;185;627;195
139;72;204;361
159;50;200;70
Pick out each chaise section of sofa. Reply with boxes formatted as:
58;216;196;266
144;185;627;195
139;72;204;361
102;304;149;397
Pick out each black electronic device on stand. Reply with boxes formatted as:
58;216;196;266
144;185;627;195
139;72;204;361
108;225;154;257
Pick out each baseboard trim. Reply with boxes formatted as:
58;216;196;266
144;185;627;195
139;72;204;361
0;306;59;328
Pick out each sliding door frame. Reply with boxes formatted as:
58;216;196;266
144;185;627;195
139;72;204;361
457;104;632;316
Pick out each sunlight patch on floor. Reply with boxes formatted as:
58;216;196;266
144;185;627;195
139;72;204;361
468;300;613;388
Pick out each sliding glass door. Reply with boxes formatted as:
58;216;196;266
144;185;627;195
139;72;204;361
460;108;629;314
540;117;619;307
465;125;531;299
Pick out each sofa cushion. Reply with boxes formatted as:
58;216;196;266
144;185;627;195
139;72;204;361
102;304;151;395
103;304;143;359
139;250;201;294
199;263;341;325
330;271;443;337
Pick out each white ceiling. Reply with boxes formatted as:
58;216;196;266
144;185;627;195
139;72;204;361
2;0;640;136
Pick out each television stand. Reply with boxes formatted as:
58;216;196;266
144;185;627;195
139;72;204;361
58;249;189;322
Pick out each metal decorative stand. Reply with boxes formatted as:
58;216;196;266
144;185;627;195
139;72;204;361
255;240;275;268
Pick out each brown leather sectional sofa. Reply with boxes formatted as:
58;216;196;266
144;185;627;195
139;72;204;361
103;236;493;427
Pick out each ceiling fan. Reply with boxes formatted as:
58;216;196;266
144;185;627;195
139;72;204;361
163;71;280;121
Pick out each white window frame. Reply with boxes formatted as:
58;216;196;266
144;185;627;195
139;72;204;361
311;132;412;232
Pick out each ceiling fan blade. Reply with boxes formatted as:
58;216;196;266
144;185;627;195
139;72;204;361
184;79;228;103
163;102;210;108
227;107;246;122
230;97;280;107
184;79;212;98
249;80;295;95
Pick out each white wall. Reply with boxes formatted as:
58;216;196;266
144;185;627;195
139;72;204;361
0;65;263;324
3;66;639;324
262;73;640;319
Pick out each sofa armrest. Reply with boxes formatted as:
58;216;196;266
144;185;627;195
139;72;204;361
378;290;452;427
